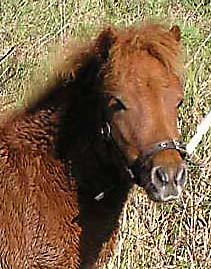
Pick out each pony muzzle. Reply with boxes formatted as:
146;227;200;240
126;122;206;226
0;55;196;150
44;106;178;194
129;141;187;202
149;164;187;202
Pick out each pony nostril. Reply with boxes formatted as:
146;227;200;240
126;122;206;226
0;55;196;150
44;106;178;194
153;167;169;185
175;166;187;186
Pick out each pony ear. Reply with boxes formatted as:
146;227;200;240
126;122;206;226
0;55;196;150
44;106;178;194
95;27;117;61
169;25;181;42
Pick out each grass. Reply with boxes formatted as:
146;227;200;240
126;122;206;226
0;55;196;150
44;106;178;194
0;0;211;268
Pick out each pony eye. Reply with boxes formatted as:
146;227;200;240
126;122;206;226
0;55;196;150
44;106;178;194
114;97;127;111
106;94;127;112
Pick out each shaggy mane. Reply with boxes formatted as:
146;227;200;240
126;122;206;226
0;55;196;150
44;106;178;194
111;22;183;78
25;22;183;109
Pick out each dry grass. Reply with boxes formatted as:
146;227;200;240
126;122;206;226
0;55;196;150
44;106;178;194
0;0;211;268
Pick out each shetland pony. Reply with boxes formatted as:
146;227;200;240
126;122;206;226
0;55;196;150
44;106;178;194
0;23;186;268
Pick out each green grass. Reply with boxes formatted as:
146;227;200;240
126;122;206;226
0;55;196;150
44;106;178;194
1;1;211;268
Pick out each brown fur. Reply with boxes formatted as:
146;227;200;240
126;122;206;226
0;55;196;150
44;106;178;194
0;23;184;268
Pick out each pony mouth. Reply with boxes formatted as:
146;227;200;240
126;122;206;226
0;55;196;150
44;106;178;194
144;182;181;202
147;191;179;202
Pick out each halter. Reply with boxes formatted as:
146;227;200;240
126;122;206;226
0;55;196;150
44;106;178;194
101;121;186;181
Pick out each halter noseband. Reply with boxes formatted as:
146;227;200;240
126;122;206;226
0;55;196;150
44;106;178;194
136;139;186;165
101;122;186;179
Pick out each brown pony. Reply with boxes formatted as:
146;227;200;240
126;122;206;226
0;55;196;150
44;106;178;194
0;23;186;268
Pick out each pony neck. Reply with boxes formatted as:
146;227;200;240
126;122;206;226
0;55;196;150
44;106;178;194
52;81;129;196
20;51;131;195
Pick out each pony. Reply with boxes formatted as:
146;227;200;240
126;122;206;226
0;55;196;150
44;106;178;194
0;23;186;268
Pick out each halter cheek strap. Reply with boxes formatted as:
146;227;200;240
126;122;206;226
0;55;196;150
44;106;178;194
93;122;186;201
101;122;186;179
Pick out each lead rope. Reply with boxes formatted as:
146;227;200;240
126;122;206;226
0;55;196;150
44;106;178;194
186;109;211;155
185;109;211;168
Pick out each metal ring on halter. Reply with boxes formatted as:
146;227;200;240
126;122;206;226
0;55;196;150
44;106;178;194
101;122;111;140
